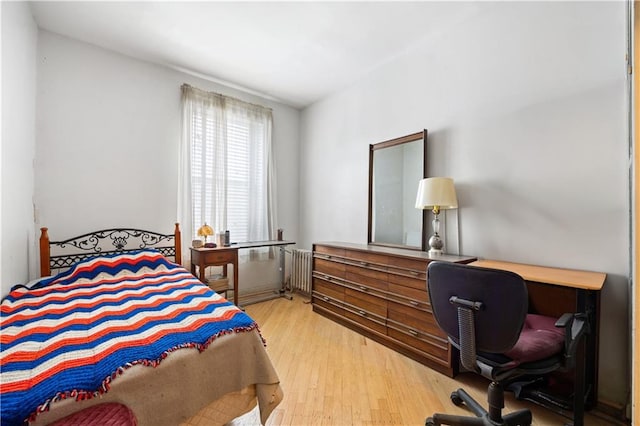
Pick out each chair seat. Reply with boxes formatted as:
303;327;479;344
474;314;565;370
505;314;565;365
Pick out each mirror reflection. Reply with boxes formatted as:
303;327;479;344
368;130;427;250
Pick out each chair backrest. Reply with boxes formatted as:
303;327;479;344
427;262;529;358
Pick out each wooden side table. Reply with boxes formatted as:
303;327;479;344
190;247;239;306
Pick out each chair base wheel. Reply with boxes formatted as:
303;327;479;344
427;387;533;426
450;392;464;406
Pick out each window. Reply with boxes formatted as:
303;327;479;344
178;84;275;257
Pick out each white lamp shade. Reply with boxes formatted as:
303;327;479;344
415;177;458;210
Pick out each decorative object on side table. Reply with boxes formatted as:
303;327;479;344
415;177;458;255
197;223;214;243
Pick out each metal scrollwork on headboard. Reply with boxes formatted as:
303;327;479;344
56;229;174;253
40;224;182;277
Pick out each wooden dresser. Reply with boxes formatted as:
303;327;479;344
311;242;476;376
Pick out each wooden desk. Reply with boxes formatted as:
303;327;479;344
190;247;239;306
471;259;606;424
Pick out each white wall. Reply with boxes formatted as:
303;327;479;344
1;2;38;296
300;1;628;406
35;31;300;295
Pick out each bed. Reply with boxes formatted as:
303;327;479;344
0;224;283;426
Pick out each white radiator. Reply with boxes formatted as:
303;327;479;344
290;249;312;294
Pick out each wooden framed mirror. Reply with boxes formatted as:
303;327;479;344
368;130;427;251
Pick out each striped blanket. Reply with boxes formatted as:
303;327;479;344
0;250;257;426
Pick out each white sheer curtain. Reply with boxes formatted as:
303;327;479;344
178;84;276;263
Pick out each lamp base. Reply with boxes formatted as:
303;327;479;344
428;233;444;255
428;248;444;256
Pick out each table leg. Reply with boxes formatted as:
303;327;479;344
278;246;293;300
233;257;239;307
199;262;206;282
572;337;586;426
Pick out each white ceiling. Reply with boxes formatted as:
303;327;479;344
29;1;486;109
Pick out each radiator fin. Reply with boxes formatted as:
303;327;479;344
291;249;312;294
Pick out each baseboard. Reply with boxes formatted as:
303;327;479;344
593;398;631;425
238;288;286;306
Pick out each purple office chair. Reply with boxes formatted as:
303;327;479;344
425;262;587;426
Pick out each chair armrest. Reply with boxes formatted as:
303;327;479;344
555;313;574;328
555;313;589;369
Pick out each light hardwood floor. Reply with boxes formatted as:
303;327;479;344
202;296;617;425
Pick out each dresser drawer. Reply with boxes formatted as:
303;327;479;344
314;258;346;278
313;277;345;301
313;294;344;317
345;250;389;267
387;326;450;365
386;291;431;313
345;272;389;293
388;301;445;338
345;288;387;317
388;268;426;282
345;263;388;281
390;257;429;273
388;283;430;305
344;306;386;335
314;245;345;258
388;272;427;291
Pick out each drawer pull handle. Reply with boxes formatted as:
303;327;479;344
409;301;420;307
323;296;329;301
323;275;330;280
408;329;419;336
359;261;368;266
410;271;420;276
359;286;367;291
358;310;366;317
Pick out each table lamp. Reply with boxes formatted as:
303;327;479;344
197;223;214;243
415;177;458;255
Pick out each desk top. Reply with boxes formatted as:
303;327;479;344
235;240;295;249
471;259;606;291
191;240;295;251
315;241;476;263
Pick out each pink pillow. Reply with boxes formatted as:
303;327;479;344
504;314;565;365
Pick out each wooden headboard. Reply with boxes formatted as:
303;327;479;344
39;223;182;277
